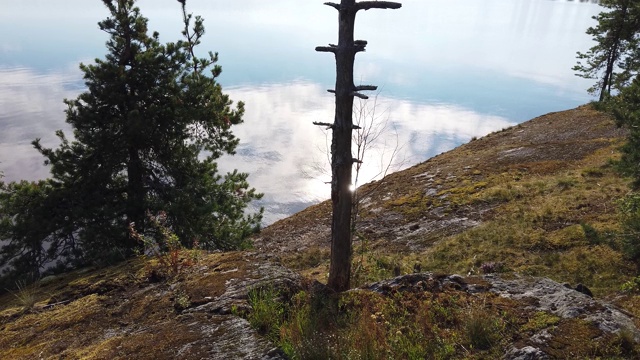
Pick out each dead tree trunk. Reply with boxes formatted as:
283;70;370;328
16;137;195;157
315;0;401;293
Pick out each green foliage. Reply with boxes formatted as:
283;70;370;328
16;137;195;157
352;250;404;288
243;285;512;359
247;286;286;341
129;211;200;278
172;289;191;312
601;76;640;189
620;275;640;292
556;177;578;190
573;0;640;101
581;222;602;245
280;290;338;359
613;328;639;355
0;0;262;282
521;311;561;333
0;180;77;286
618;192;640;264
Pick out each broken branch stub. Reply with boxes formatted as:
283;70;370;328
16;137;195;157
356;1;402;11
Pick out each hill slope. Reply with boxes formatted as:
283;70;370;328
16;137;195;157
254;104;634;294
2;105;640;359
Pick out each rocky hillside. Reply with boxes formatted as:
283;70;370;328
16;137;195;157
2;105;640;359
254;104;633;294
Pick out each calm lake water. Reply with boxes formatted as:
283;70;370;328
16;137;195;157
0;0;601;224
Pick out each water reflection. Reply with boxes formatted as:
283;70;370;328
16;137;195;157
0;66;78;181
0;70;513;225
220;82;514;224
0;0;605;224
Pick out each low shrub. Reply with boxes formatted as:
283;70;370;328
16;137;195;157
129;211;200;278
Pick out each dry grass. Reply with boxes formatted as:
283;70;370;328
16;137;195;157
0;252;255;360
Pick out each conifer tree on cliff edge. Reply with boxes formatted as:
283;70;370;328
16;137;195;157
0;0;262;274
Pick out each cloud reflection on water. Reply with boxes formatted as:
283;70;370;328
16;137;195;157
0;70;513;225
0;66;78;182
221;81;514;224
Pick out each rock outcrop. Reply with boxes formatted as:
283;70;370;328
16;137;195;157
0;252;298;360
364;272;640;359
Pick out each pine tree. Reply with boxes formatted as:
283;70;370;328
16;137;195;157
0;180;68;284
602;74;640;267
573;0;640;101
603;75;640;186
1;0;261;279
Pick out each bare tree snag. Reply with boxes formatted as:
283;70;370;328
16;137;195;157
316;0;401;293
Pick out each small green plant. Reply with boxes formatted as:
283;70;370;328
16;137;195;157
352;250;404;287
173;289;191;312
270;284;519;359
581;222;602;245
614;328;639;356
618;193;640;265
129;211;200;277
280;289;341;359
521;311;561;332
247;286;285;341
621;275;640;292
582;167;605;178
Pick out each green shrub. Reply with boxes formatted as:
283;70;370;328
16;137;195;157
621;275;640;292
129;211;200;277
618;193;640;265
521;311;561;332
280;290;339;359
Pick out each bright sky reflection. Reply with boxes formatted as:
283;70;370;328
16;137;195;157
0;0;603;224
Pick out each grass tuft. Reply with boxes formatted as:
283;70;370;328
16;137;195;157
247;286;285;341
7;280;39;311
464;309;501;350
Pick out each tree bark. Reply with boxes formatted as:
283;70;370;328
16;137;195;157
127;145;145;237
326;1;357;293
318;0;401;293
118;0;146;251
599;1;629;102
